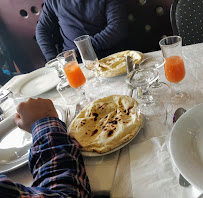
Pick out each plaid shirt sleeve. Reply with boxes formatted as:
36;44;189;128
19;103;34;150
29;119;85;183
0;117;91;198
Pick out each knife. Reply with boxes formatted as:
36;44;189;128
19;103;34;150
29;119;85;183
126;56;135;97
126;56;134;74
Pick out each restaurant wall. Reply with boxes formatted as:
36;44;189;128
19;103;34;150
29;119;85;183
0;0;45;73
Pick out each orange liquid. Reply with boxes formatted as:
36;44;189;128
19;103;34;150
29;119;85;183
63;61;86;88
164;56;185;83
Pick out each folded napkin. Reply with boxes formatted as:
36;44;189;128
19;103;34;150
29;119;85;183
129;135;200;198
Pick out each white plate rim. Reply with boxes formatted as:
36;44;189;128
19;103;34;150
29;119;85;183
0;115;31;174
81;125;143;157
169;103;203;192
10;67;59;99
0;151;30;174
0;105;66;173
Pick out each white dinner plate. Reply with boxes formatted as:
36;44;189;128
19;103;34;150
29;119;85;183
0;105;66;173
10;67;59;98
169;103;203;192
81;125;143;157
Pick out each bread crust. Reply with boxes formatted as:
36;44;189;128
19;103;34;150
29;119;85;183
69;95;143;153
97;50;143;77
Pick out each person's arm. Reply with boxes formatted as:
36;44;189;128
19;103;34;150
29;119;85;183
0;98;91;197
90;0;128;51
36;0;59;61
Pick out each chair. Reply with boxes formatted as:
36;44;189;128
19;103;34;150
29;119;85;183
125;0;173;53
170;0;203;46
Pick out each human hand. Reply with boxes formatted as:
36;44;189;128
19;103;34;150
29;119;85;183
14;98;58;133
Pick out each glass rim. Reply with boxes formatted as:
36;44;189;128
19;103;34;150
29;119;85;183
45;58;58;67
139;56;166;68
56;49;77;62
126;67;159;88
56;49;75;59
159;35;182;47
74;35;90;43
126;67;159;80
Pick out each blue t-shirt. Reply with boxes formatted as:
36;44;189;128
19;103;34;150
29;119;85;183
36;0;128;61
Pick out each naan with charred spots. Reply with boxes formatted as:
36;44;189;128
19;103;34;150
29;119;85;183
69;95;143;154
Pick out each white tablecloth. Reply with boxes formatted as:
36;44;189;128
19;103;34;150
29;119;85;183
111;43;203;198
1;43;203;198
2;66;131;196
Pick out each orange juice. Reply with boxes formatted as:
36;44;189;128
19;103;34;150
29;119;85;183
164;56;185;83
63;61;86;88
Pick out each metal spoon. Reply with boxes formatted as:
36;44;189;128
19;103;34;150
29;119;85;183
173;107;191;187
0;107;4;122
173;107;186;124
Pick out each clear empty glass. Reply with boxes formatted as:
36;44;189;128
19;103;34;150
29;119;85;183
139;56;171;103
126;67;166;124
159;36;190;104
74;35;103;87
45;58;69;90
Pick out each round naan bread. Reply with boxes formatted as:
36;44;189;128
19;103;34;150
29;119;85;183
69;95;143;154
98;50;143;78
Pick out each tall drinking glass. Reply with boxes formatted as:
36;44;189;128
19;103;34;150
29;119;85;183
57;50;89;114
159;36;190;104
74;35;103;87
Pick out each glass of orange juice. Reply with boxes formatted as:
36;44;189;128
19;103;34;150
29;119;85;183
56;50;90;116
159;36;190;104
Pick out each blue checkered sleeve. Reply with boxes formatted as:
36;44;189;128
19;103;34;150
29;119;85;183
0;117;91;198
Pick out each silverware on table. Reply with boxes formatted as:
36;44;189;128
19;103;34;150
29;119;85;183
126;56;134;74
178;173;191;188
0;107;4;122
126;56;139;97
0;89;11;122
173;107;191;188
173;107;186;124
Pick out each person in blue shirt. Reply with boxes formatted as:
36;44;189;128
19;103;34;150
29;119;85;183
36;0;128;62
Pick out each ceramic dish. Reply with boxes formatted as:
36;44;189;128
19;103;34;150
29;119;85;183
10;67;59;98
170;103;203;192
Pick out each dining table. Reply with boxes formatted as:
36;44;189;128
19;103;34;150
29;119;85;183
1;42;203;198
